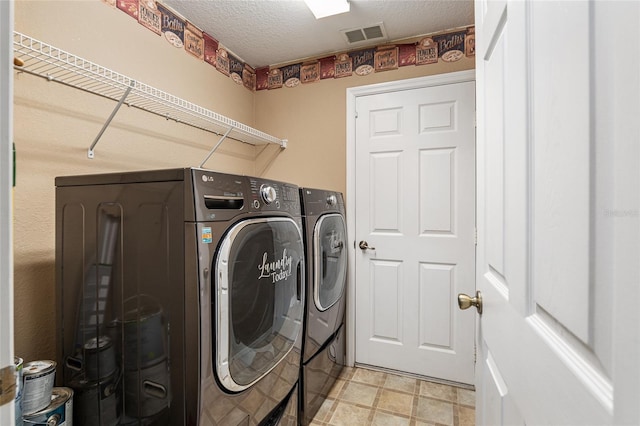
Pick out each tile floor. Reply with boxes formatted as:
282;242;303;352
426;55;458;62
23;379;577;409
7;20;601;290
310;366;475;426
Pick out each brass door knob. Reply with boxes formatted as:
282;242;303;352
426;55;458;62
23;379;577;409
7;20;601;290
458;291;482;314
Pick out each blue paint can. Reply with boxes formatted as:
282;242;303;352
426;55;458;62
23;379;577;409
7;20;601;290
22;387;73;426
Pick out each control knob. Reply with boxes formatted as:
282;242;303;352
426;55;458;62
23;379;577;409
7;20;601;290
260;185;277;205
327;195;337;206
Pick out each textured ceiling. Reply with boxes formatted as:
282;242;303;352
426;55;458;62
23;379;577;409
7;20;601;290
162;0;475;68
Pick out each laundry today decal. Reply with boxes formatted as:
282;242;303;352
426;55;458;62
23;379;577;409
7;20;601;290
258;249;293;283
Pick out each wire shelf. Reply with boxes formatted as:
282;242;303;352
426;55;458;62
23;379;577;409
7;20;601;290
12;31;287;158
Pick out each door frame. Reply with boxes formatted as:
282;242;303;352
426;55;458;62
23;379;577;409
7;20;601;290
345;69;476;367
1;0;14;422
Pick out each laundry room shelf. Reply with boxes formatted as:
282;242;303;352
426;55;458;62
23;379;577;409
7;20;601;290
12;31;287;158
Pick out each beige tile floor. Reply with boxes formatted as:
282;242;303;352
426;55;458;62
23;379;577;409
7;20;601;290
310;366;475;426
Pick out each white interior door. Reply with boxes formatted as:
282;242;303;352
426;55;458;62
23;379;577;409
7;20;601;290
475;0;640;424
352;73;476;385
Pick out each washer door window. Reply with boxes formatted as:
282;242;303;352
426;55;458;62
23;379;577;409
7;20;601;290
314;214;347;311
215;217;304;392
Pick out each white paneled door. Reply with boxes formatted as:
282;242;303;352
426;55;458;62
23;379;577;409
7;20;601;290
475;0;639;424
353;75;476;384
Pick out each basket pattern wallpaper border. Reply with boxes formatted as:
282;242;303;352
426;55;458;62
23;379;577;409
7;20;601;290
106;0;475;92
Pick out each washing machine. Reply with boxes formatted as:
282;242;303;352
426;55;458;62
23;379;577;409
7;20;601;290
55;168;304;426
298;188;347;425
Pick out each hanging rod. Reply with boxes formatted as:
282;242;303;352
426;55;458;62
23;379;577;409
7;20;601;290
12;31;287;158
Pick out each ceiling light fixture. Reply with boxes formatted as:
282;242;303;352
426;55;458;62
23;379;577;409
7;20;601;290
303;0;350;19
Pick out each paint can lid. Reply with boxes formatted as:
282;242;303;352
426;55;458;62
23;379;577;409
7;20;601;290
84;335;112;351
23;360;56;377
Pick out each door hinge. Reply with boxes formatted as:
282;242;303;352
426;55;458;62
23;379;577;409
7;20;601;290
355;111;359;119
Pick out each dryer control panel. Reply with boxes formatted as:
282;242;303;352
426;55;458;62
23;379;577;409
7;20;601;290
299;188;345;217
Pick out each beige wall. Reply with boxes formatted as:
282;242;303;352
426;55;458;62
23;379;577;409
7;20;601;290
254;59;474;196
12;0;473;362
13;0;258;362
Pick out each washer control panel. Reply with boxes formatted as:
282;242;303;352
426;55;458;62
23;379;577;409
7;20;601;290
249;178;300;214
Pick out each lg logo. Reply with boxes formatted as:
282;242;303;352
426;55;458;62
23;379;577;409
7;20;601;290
201;175;214;182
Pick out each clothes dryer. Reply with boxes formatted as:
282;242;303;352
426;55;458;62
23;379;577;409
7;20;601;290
56;168;304;426
298;188;347;425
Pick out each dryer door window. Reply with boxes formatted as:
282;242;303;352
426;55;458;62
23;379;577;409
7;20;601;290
214;217;304;392
313;214;347;311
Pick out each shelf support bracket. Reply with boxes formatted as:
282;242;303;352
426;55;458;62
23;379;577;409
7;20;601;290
199;126;234;168
87;80;136;159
